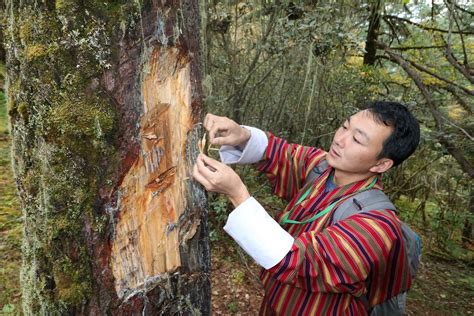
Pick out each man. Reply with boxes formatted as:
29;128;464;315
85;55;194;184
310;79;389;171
192;101;420;315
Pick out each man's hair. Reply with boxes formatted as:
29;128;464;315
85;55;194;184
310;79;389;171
367;101;420;167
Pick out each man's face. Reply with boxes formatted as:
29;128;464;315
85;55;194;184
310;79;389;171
326;110;393;175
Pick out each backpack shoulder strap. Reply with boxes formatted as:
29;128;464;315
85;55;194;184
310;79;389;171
332;188;421;277
304;159;329;186
331;189;396;224
330;188;421;316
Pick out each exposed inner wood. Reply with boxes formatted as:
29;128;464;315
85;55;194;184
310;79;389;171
111;47;193;298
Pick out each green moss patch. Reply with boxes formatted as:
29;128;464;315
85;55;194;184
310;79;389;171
0;99;22;312
0;92;7;136
3;2;136;312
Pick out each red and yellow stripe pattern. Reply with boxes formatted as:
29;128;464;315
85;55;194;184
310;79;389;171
256;133;412;315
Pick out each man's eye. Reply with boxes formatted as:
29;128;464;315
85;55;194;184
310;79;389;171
342;125;348;129
353;137;361;144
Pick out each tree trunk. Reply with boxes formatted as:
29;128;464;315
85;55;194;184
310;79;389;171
462;189;473;245
0;0;5;64
363;0;381;66
5;0;210;314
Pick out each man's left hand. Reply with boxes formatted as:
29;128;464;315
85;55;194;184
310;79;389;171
192;154;250;207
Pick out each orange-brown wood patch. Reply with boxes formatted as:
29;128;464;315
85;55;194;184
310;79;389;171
111;47;193;297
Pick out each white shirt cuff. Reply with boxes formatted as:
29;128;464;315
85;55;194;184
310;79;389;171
224;197;294;269
219;126;268;164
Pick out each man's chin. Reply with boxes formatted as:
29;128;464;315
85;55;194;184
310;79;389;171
325;155;337;168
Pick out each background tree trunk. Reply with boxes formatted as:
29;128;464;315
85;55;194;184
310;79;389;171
0;0;5;63
5;0;210;314
363;0;381;66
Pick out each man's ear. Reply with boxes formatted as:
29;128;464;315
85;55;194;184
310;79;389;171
369;158;394;174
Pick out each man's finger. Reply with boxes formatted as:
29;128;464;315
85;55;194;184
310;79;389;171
200;154;222;170
205;119;214;134
196;154;218;177
209;125;227;145
203;113;210;128
204;113;213;127
211;136;221;146
192;164;213;189
204;113;218;131
212;135;232;146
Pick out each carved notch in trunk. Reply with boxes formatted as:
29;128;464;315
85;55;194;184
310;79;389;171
111;47;193;298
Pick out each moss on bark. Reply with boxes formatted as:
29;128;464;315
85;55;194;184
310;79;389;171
5;1;140;313
6;0;209;313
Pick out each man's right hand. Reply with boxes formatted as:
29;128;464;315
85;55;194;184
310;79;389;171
203;113;251;148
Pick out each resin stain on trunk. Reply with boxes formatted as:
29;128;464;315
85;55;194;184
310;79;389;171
111;47;194;298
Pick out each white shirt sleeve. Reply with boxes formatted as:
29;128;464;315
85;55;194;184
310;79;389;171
224;197;294;269
219;126;268;165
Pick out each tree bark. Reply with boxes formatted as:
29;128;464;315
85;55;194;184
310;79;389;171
462;187;473;245
363;0;381;66
0;0;5;64
5;0;210;314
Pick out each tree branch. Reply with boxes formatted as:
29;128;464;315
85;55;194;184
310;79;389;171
376;52;459;92
441;115;474;141
378;42;442;127
384;14;474;35
445;0;474;16
383;16;403;45
432;84;473;114
440;35;474;84
438;136;474;178
378;42;474;178
390;45;445;51
387;154;443;198
447;0;469;66
403;53;474;96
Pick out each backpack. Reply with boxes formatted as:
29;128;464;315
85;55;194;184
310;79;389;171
305;161;422;315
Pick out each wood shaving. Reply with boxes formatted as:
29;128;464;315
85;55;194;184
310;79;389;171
198;133;207;153
142;133;159;140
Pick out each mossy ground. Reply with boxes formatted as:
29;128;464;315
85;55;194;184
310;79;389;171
0;88;22;314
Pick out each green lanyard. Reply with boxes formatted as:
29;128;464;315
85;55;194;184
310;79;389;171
279;177;378;225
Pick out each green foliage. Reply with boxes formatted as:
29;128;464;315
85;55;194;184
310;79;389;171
0;61;7;136
208;194;231;241
460;276;474;292
231;269;245;286
227;300;239;313
1;303;16;314
202;0;473;261
0;96;22;313
203;0;369;145
0;92;7;136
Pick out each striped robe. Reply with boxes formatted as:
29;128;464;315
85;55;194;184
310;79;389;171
256;133;412;315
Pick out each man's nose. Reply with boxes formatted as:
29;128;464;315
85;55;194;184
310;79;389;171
334;130;348;148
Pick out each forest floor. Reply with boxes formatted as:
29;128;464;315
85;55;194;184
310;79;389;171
0;103;473;314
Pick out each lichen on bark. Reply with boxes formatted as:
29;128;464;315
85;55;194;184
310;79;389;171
6;0;210;314
6;0;139;313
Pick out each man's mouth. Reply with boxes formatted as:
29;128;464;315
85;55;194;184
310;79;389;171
330;146;341;158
